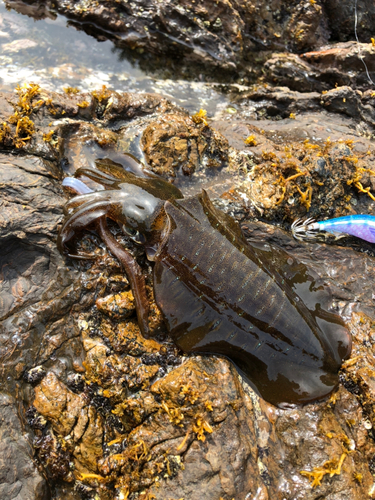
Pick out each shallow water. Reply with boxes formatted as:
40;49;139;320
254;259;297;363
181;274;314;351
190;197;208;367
0;1;232;114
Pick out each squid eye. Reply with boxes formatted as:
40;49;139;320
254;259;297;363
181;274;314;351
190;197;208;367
122;226;145;244
124;227;137;237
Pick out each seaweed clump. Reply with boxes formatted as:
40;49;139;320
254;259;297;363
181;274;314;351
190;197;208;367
229;132;375;222
0;83;42;148
300;452;347;488
0;83;68;150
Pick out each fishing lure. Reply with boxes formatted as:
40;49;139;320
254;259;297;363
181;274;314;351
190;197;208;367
292;215;375;243
58;157;351;408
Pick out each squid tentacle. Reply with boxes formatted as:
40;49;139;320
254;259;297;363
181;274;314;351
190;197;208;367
57;199;112;253
63;190;112;215
60;169;151;334
75;166;120;188
62;177;93;195
95;158;134;180
97;217;150;337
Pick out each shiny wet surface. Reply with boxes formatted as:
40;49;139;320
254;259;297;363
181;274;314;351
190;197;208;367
0;1;231;114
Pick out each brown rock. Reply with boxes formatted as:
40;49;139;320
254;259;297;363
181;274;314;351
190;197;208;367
101;318;162;355
73;406;103;474
33;371;86;436
33;372;104;477
6;0;375;91
1;85;375;500
96;290;136;320
0;393;49;500
141;112;229;178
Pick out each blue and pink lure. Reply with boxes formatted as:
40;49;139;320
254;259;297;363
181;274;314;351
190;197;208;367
292;215;375;244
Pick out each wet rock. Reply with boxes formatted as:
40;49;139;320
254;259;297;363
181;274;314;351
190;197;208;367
33;371;87;436
302;41;375;76
224;84;375;130
341;313;375;428
24;366;47;385
96;290;136;320
33;371;104;477
7;0;374;87
264;42;375;92
213;120;374;222
263;53;326;93
321;86;363;118
7;0;245;75
141;112;229;178
100;357;266;499
0;85;229;181
324;0;375;42
2;85;375;499
0;392;49;500
0;153;61;243
100;318;162;356
0;149;86;387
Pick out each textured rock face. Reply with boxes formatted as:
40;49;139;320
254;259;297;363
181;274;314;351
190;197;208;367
5;0;375;86
0;393;49;500
1;79;375;500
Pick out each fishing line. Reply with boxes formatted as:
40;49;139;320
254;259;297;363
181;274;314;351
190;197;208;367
354;0;374;85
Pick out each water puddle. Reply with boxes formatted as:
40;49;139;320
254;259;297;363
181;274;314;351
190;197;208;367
0;1;232;114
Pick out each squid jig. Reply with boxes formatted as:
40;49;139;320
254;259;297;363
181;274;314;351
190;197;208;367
292;214;375;244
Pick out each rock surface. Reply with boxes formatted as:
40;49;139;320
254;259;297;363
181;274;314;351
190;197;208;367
5;0;375;86
1;48;375;500
0;393;49;500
